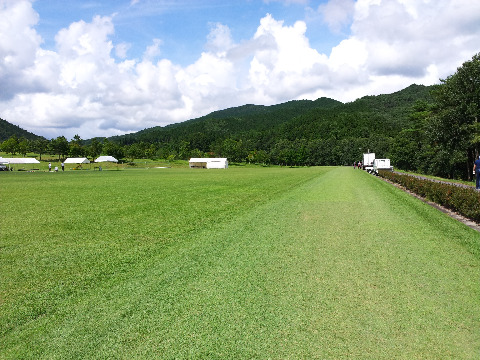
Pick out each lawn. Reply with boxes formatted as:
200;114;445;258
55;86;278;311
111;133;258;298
1;166;479;359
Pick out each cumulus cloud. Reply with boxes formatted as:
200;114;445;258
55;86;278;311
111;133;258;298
206;23;234;55
318;0;355;33
115;42;130;59
246;14;329;102
0;0;479;139
143;38;162;61
349;0;480;78
0;0;42;100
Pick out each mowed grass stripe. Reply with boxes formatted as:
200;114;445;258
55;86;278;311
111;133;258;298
1;167;327;357
1;167;479;359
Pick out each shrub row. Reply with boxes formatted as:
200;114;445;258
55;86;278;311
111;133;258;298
378;171;480;223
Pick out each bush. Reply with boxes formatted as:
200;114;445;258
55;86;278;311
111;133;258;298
378;171;480;223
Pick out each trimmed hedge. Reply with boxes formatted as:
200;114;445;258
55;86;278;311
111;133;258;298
378;171;480;223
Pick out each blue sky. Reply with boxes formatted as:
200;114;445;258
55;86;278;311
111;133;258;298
32;0;343;65
1;0;479;139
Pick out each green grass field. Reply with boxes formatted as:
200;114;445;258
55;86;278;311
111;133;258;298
1;166;479;359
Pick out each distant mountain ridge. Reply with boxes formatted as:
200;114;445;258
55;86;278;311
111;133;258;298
0;118;45;142
1;84;432;145
109;97;343;145
108;84;432;152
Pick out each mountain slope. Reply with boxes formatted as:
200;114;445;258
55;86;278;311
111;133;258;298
277;84;433;141
0;118;45;142
109;97;343;145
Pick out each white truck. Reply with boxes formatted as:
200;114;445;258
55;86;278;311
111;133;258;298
373;158;394;173
363;153;375;173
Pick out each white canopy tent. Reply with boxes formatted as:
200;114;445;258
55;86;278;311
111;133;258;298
0;157;40;164
0;157;40;171
95;156;118;163
64;157;90;164
63;157;91;170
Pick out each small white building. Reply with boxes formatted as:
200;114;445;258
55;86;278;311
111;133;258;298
189;158;228;169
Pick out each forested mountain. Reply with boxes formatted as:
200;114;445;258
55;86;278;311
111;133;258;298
109;97;342;145
0;118;45;142
279;84;432;141
104;83;432;166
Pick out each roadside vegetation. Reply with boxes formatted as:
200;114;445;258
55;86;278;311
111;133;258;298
379;170;480;223
1;167;479;358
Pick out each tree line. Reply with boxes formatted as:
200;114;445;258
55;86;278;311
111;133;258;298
0;135;116;162
389;53;480;180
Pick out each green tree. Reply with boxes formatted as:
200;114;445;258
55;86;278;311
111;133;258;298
221;138;245;162
126;143;144;162
177;140;190;160
247;149;270;165
50;136;69;160
69;134;85;157
18;138;29;157
1;135;19;155
87;138;103;161
427;53;480;179
102;140;124;161
190;148;204;159
390;101;431;171
145;144;157;160
156;145;171;160
32;139;50;160
270;139;293;166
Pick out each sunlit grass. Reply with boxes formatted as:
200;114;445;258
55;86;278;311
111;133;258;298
1;167;479;358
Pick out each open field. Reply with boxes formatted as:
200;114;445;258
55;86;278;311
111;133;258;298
1;167;479;359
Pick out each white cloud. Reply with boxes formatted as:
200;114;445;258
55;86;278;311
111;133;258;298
348;0;480;80
0;0;42;99
318;0;356;33
206;23;234;55
0;0;480;139
115;42;131;59
55;15;114;59
245;14;329;102
143;38;162;61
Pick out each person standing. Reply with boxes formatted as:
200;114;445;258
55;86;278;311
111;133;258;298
61;162;64;171
48;162;51;172
474;155;480;189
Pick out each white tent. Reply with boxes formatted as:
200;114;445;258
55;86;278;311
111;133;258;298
64;157;90;164
95;156;118;163
0;157;40;171
189;158;228;169
0;157;40;164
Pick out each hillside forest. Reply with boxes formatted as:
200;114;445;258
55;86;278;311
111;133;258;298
1;53;479;181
